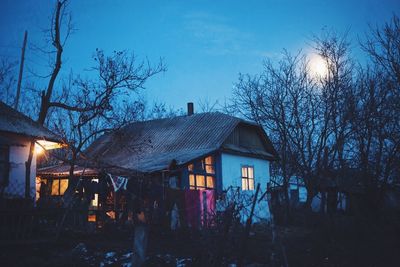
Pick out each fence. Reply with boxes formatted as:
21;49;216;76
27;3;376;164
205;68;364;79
0;199;94;243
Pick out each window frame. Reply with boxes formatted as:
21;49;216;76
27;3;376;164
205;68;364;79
50;178;69;196
241;165;255;191
188;155;216;190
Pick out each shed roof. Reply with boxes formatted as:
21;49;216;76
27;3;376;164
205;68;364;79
85;112;277;173
38;164;99;177
0;101;62;143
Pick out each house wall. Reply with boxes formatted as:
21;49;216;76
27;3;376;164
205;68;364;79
220;152;271;221
220;153;270;191
3;135;36;199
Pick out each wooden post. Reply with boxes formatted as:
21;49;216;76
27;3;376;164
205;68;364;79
25;139;35;199
238;183;260;267
14;30;28;110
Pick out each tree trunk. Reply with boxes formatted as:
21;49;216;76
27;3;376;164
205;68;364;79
24;1;65;204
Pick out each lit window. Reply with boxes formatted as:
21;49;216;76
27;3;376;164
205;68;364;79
90;179;99;207
91;193;99;207
189;174;195;189
206;176;214;188
241;166;254;191
188;155;216;190
197;175;205;187
51;179;69;195
205;156;215;174
189;174;214;190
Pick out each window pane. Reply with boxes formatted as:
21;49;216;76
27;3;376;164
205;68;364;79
248;167;254;178
189;174;195;186
51;180;60;195
241;167;247;178
59;179;69;195
249;178;254;190
205;156;213;165
197;175;205;187
205;165;215;174
206;176;214;189
242;178;248;190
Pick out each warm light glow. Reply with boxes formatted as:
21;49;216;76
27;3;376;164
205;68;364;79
35;140;64;155
36;140;64;150
309;54;328;78
91;193;99;207
88;214;96;222
34;143;45;155
106;211;116;220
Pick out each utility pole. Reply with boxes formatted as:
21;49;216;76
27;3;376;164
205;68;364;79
14;30;28;110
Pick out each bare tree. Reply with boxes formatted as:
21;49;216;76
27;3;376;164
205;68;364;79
198;97;219;112
23;1;166;200
231;51;318;217
362;15;400;88
231;31;356;215
146;101;181;119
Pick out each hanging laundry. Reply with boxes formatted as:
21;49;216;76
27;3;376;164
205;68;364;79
184;190;201;229
199;190;216;227
108;173;128;192
170;203;180;231
184;189;216;229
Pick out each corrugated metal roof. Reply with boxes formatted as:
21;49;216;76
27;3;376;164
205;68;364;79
85;112;276;173
0;101;62;143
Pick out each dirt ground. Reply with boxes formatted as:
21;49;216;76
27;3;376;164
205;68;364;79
0;225;272;267
1;218;399;267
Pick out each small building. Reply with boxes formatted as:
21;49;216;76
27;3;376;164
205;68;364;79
38;107;278;224
0;101;63;201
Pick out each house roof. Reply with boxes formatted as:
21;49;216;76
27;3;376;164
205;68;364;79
0;101;62;143
85;112;277;174
38;164;99;177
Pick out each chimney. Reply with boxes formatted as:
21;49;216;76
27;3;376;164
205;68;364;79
187;102;194;116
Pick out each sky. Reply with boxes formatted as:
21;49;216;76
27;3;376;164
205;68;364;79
0;0;399;111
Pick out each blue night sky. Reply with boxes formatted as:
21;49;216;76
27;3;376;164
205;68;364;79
0;0;399;111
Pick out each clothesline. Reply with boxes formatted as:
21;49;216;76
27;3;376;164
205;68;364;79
107;173;128;192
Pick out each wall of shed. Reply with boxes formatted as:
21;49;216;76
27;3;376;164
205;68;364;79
221;152;271;221
3;135;36;199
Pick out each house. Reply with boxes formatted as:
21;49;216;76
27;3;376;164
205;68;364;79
37;105;278;224
0;101;64;201
85;106;277;191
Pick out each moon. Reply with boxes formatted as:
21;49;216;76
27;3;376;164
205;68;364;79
309;54;328;78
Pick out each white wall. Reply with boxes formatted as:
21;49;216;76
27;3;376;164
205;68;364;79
220;153;271;222
4;136;36;199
